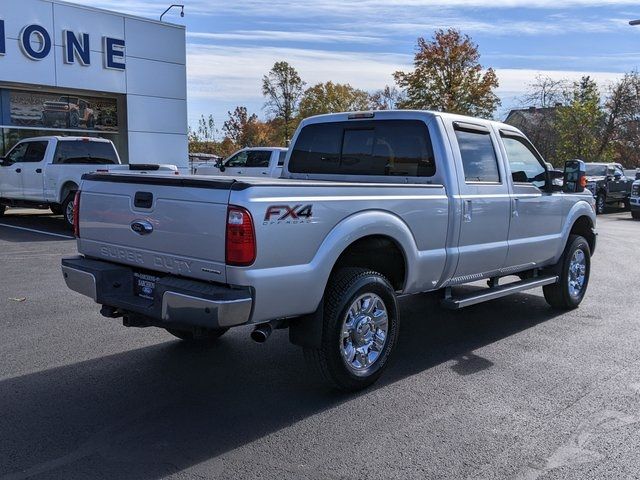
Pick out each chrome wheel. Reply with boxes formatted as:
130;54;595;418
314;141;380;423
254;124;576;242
568;249;587;298
596;195;605;214
340;293;388;373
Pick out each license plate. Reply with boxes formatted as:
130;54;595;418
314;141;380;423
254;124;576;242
133;272;159;300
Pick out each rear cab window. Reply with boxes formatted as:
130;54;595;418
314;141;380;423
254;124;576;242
53;140;119;165
289;120;436;177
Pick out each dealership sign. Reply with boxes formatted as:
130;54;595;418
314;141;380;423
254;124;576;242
0;20;125;70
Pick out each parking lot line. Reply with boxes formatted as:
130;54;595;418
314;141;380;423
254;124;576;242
0;223;75;240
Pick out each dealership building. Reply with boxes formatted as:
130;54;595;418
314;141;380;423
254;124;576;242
0;0;188;167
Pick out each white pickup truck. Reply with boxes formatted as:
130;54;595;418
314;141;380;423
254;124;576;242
194;147;287;177
0;136;178;227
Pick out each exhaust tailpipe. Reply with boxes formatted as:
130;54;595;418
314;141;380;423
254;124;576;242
251;323;273;343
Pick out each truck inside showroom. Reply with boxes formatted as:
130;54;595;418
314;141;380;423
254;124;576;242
0;0;188;169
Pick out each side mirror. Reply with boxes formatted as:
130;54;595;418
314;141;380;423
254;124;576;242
614;171;622;180
219;165;226;172
563;159;587;193
0;157;9;167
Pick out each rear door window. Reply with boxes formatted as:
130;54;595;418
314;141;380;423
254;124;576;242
454;125;500;183
289;120;436;177
53;141;119;165
278;151;287;166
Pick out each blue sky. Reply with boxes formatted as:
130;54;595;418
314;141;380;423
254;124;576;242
81;0;640;133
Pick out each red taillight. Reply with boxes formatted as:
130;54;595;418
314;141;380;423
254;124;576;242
225;206;256;266
73;191;81;237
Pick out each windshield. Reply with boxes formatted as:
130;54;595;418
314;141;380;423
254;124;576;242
585;164;606;176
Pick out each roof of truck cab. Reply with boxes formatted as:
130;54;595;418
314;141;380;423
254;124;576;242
300;109;523;134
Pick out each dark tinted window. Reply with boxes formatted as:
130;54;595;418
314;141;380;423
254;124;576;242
585;164;606;176
278;151;287;166
245;151;271;168
289;120;436;177
455;127;500;183
23;141;48;162
53;141;119;165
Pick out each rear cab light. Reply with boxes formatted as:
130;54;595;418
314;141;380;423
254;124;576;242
73;191;81;237
226;205;256;266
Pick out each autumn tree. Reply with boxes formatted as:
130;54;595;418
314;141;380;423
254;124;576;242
394;29;500;118
298;81;371;118
223;106;258;145
599;72;640;166
262;61;306;141
370;85;404;110
555;76;609;162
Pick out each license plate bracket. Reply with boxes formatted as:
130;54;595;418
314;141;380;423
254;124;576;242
133;272;160;300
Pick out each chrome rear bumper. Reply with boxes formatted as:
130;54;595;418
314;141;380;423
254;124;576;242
62;256;252;329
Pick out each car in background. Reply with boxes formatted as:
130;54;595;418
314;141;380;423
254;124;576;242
0;136;177;227
584;162;634;214
42;96;96;129
194;147;287;178
631;179;640;219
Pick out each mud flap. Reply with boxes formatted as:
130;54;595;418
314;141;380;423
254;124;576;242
289;302;324;348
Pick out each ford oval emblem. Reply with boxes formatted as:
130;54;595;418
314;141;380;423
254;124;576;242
131;220;153;235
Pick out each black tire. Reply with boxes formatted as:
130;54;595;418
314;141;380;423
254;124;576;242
304;268;399;392
632;211;640;220
595;193;606;215
623;198;631;210
50;204;63;215
165;327;229;343
0;205;5;217
60;193;76;229
543;235;591;310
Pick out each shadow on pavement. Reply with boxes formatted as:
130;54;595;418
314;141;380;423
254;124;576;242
0;211;73;242
0;291;563;479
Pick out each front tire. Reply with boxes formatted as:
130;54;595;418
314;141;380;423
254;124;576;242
304;268;399;392
543;235;591;310
50;204;63;215
632;210;640;220
0;205;5;217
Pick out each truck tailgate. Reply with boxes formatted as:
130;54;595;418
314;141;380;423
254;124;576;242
77;174;235;284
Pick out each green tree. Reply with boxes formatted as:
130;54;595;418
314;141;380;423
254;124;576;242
394;29;500;118
262;61;306;141
298;81;371;118
556;76;609;162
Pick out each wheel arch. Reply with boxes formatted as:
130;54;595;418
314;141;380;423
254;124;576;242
59;181;79;203
556;201;596;261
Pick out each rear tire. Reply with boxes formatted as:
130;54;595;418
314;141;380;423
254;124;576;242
543;235;591;310
304;268;399;392
61;193;76;229
166;327;229;344
0;205;5;217
632;211;640;220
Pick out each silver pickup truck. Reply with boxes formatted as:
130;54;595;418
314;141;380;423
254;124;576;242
62;111;597;391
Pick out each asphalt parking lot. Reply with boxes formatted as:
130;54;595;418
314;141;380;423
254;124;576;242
1;208;639;480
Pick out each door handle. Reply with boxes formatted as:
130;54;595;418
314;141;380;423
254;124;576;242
463;199;472;222
512;198;520;218
15;168;21;173
36;168;42;173
261;171;268;175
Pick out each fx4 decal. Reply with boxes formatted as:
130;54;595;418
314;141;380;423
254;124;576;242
264;204;313;224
